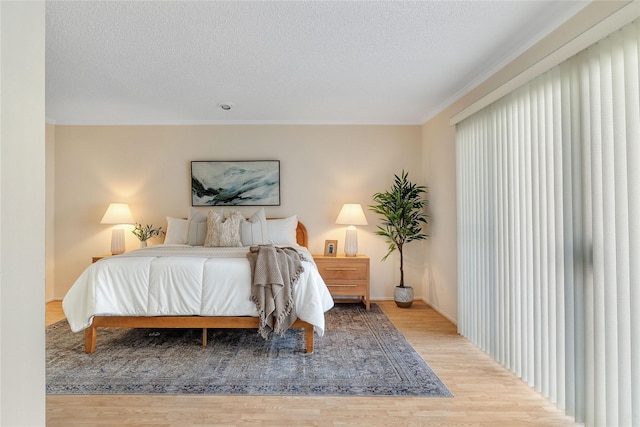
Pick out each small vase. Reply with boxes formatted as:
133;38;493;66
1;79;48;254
139;240;147;248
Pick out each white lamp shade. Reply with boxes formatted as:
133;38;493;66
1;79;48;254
100;203;135;225
335;204;368;226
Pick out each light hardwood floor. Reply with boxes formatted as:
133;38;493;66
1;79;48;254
46;300;577;426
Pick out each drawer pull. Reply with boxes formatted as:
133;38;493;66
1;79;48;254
325;267;358;271
329;284;357;287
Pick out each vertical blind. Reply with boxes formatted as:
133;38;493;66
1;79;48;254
456;19;639;427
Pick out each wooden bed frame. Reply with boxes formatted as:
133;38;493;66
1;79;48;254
84;221;315;354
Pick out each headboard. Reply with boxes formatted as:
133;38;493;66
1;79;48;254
296;222;308;248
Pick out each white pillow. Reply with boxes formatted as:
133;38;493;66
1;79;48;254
267;215;298;246
186;208;208;246
241;208;269;246
204;210;243;247
164;217;188;244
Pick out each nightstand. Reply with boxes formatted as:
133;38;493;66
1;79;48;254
313;254;370;310
92;254;112;263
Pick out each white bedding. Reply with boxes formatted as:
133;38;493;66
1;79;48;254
62;244;334;336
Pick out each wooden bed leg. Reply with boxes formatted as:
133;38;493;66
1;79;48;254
305;326;314;354
85;325;97;354
202;328;207;347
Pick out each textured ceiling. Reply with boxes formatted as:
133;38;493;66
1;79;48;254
45;1;588;125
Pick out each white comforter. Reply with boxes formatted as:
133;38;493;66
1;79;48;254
62;245;334;335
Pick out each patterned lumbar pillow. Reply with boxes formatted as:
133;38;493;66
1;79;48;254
204;210;243;247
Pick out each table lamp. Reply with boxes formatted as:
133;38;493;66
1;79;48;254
100;203;135;255
335;203;368;257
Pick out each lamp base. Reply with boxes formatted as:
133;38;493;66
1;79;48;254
344;226;358;257
111;228;125;255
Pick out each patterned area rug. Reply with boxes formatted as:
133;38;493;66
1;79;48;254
46;303;452;397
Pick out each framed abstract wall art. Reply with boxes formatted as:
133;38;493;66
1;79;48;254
191;160;281;206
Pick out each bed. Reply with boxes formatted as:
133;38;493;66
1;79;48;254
62;214;334;354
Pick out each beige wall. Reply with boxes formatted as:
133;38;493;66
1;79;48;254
53;125;425;301
422;114;457;322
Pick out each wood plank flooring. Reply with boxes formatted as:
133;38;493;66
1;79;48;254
46;300;577;426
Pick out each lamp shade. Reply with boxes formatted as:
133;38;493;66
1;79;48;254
100;203;135;225
335;204;368;226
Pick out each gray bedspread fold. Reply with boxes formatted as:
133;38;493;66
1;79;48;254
247;245;304;339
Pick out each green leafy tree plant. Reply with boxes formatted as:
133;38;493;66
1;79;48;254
370;170;428;288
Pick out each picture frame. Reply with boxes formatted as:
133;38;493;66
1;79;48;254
324;239;338;257
191;160;280;206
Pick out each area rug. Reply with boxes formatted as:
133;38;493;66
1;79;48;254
46;303;452;397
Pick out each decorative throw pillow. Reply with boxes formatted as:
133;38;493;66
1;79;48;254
204;210;243;247
186;208;209;246
267;215;298;246
241;208;269;246
164;217;188;244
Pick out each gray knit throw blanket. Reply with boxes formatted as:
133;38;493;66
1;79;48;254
247;245;304;339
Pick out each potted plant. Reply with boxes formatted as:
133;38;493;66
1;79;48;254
132;223;164;248
370;171;428;308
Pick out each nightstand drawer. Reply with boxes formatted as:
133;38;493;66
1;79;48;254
325;282;367;297
315;261;368;280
